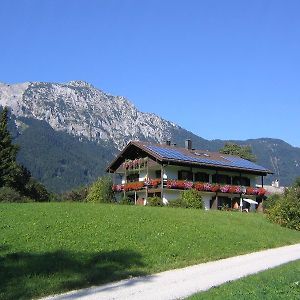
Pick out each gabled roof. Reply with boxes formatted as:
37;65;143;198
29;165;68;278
106;141;273;175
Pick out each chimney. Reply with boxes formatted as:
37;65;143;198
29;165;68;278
166;140;171;146
185;139;192;150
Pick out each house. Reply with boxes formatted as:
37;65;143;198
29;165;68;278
106;140;273;211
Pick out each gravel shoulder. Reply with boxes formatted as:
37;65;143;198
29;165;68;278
42;243;300;300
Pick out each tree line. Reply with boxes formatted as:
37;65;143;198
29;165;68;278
0;107;49;202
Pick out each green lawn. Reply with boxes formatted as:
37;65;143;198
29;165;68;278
187;259;300;299
1;203;300;300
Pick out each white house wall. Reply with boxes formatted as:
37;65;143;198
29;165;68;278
201;194;212;210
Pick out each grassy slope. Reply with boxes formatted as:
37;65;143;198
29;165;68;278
1;203;300;300
188;259;300;299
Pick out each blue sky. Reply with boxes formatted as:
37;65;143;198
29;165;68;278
1;0;299;146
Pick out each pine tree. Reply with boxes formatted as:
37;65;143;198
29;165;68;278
0;107;20;187
0;107;49;201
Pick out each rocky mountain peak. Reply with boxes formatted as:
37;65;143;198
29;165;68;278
0;81;178;149
67;80;94;88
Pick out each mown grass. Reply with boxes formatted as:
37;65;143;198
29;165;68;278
1;203;300;299
187;259;300;299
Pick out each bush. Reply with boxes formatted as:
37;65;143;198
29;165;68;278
181;189;203;209
119;196;134;205
168;198;182;208
24;178;50;202
0;186;30;202
147;196;163;206
62;186;89;202
267;187;300;231
86;176;115;203
263;194;281;211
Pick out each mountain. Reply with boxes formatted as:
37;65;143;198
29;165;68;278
1;81;299;192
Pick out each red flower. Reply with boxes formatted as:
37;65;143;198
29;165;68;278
194;182;204;191
229;185;241;193
124;181;144;191
149;178;161;188
211;184;220;192
257;187;266;196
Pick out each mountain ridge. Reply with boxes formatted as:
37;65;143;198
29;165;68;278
1;81;299;192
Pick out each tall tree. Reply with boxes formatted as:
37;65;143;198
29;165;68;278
0;107;21;187
219;143;256;162
0;107;49;201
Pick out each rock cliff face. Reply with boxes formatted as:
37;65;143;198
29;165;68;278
1;81;299;191
0;81;180;149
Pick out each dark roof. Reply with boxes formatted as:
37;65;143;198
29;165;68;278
107;141;273;175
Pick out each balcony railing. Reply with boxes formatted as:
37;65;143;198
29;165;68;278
112;179;266;196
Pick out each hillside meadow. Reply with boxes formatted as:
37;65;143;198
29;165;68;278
1;203;300;299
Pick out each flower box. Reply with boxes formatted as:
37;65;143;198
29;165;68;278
220;185;230;193
124;181;144;191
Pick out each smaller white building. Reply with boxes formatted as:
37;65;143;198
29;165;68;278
107;140;273;211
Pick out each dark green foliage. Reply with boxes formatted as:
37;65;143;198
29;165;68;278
0;187;29;202
14;117;116;193
62;186;89;202
267;187;300;231
86;176;114;203
24;178;50;202
219;143;256;162
119;196;134;205
0;107;21;188
0;108;49;201
293;176;300;188
146;196;163;206
181;189;203;209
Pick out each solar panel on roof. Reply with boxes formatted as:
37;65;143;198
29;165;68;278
145;145;268;172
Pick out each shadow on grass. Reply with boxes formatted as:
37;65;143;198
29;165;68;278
0;247;147;300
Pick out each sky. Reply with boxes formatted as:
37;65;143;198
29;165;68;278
0;0;299;147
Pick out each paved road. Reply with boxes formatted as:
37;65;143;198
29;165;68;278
43;243;300;300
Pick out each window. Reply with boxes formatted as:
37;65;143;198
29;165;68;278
178;170;193;180
195;172;209;182
232;176;250;186
212;174;231;184
155;170;161;179
126;173;139;182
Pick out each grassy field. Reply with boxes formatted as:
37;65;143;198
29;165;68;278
1;203;300;300
187;259;300;299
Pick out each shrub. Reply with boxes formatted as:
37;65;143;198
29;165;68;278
119;196;134;205
168;198;182;208
263;194;281;211
267;187;300;231
181;189;202;209
62;186;89;202
0;186;30;202
24;178;50;202
86;176;115;203
147;196;163;206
